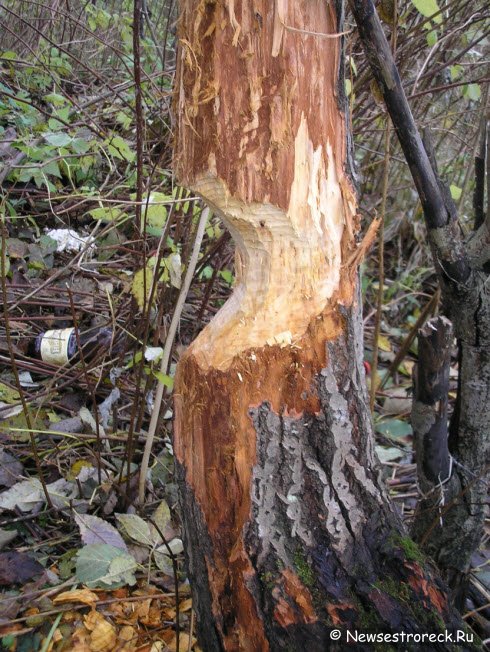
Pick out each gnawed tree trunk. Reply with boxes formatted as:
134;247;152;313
173;2;471;648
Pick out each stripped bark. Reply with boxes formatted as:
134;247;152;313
349;0;490;598
173;1;475;648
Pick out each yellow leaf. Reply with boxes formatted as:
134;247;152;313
118;625;135;642
150;643;164;652
53;628;63;643
70;625;92;652
167;633;196;652
84;611;117;652
131;267;154;311
67;460;93;481
54;589;99;608
377;334;392;352
399;360;415;376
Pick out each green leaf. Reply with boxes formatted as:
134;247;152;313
130;191;172;234
345;79;352;97
450;184;462;200
44;93;67;107
150;500;171;543
48;118;65;130
349;57;357;76
450;65;463;81
375;419;412;438
412;0;442;23
153;539;184;575
464;83;481;101
153;371;174;390
76;544;136;588
0;382;20;404
375;445;404;463
106;135;135;162
154;548;173;575
426;30;438;47
219;269;234;285
43;160;62;178
45;132;72;147
39;235;58;255
0;479;42;512
116;110;132;130
58;549;78;580
18;167;36;183
116;513;154;547
126;350;143;370
71;137;91;154
104;554;138;587
89;206;126;223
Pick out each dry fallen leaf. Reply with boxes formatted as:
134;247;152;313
54;588;99;608
84;610;117;652
167;632;196;652
167;597;193;619
135;598;151;622
140;602;162;628
179;598;193;613
116;624;139;650
70;625;92;652
62;610;80;624
149;643;164;652
118;625;136;642
0;551;45;585
52;628;63;644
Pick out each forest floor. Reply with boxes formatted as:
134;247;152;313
0;196;488;650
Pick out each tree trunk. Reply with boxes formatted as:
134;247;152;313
173;2;472;648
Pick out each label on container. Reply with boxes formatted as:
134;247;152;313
40;328;74;365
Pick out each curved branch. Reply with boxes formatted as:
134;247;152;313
347;0;471;285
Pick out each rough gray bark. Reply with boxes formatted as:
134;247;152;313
176;301;472;650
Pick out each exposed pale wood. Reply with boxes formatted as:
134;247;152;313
175;1;358;371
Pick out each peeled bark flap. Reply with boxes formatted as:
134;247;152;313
175;0;347;211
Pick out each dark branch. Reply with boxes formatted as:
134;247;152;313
474;121;487;230
348;0;470;284
412;316;452;487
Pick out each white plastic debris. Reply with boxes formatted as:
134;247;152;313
144;346;163;362
45;228;95;254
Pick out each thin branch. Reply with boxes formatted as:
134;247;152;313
138;206;210;504
348;0;471;286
